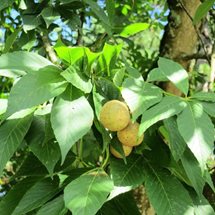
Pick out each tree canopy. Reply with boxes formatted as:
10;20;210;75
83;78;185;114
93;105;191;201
0;0;215;215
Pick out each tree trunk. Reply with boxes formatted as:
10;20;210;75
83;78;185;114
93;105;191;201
135;1;203;214
160;0;201;95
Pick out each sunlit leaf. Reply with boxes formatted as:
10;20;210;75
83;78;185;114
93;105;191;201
64;170;114;215
120;23;150;38
158;57;189;95
190;191;215;215
0;51;55;73
54;42;84;64
51;88;94;162
6;66;67;117
61;61;92;93
177;102;214;172
0;99;7;116
147;68;168;82
139;96;187;135
122;77;163;121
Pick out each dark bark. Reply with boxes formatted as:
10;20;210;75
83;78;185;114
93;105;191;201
160;0;201;95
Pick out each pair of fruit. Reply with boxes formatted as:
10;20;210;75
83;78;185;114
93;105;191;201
99;100;144;158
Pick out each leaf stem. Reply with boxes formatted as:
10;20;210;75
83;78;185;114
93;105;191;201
101;146;110;169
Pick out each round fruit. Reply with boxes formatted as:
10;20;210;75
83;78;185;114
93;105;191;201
99;100;130;131
117;121;144;147
110;145;133;159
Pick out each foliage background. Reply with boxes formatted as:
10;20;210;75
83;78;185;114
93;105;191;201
0;0;215;215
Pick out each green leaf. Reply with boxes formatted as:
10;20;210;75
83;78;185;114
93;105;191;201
3;28;21;53
0;113;33;176
92;85;106;119
112;68;125;87
36;195;67;215
84;48;101;68
98;192;141;215
163;117;186;161
54;41;84;64
147;68;168;82
110;154;145;187
0;177;41;215
167;156;191;186
110;137;128;163
22;15;41;32
0;69;25;78
143;161;194;215
61;62;92;93
98;43;122;76
122;77;163;121
30;138;61;176
0;99;7;115
6;66;67;117
11;177;59;214
190;191;215;215
177;102;214;171
0;51;55;73
201;102;215;117
139;96;187;135
64;170;114;215
51;88;94;163
158;57;189;95
84;0;112;35
95;78;120;101
120;23;150;38
180;149;206;196
41;7;60;28
191;92;215;102
193;0;215;24
106;0;115;26
0;0;15;11
15;153;48;177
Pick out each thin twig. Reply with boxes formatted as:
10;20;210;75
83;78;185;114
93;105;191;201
41;34;58;64
180;53;210;60
76;11;85;46
178;0;211;64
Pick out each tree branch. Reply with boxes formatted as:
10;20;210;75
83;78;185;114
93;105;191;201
41;34;58;64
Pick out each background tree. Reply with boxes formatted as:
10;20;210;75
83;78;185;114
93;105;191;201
0;0;214;215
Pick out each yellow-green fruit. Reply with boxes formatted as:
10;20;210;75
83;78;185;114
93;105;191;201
117;121;144;147
99;100;130;131
110;145;133;159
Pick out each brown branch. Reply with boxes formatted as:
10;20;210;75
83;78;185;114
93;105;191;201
179;53;211;60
